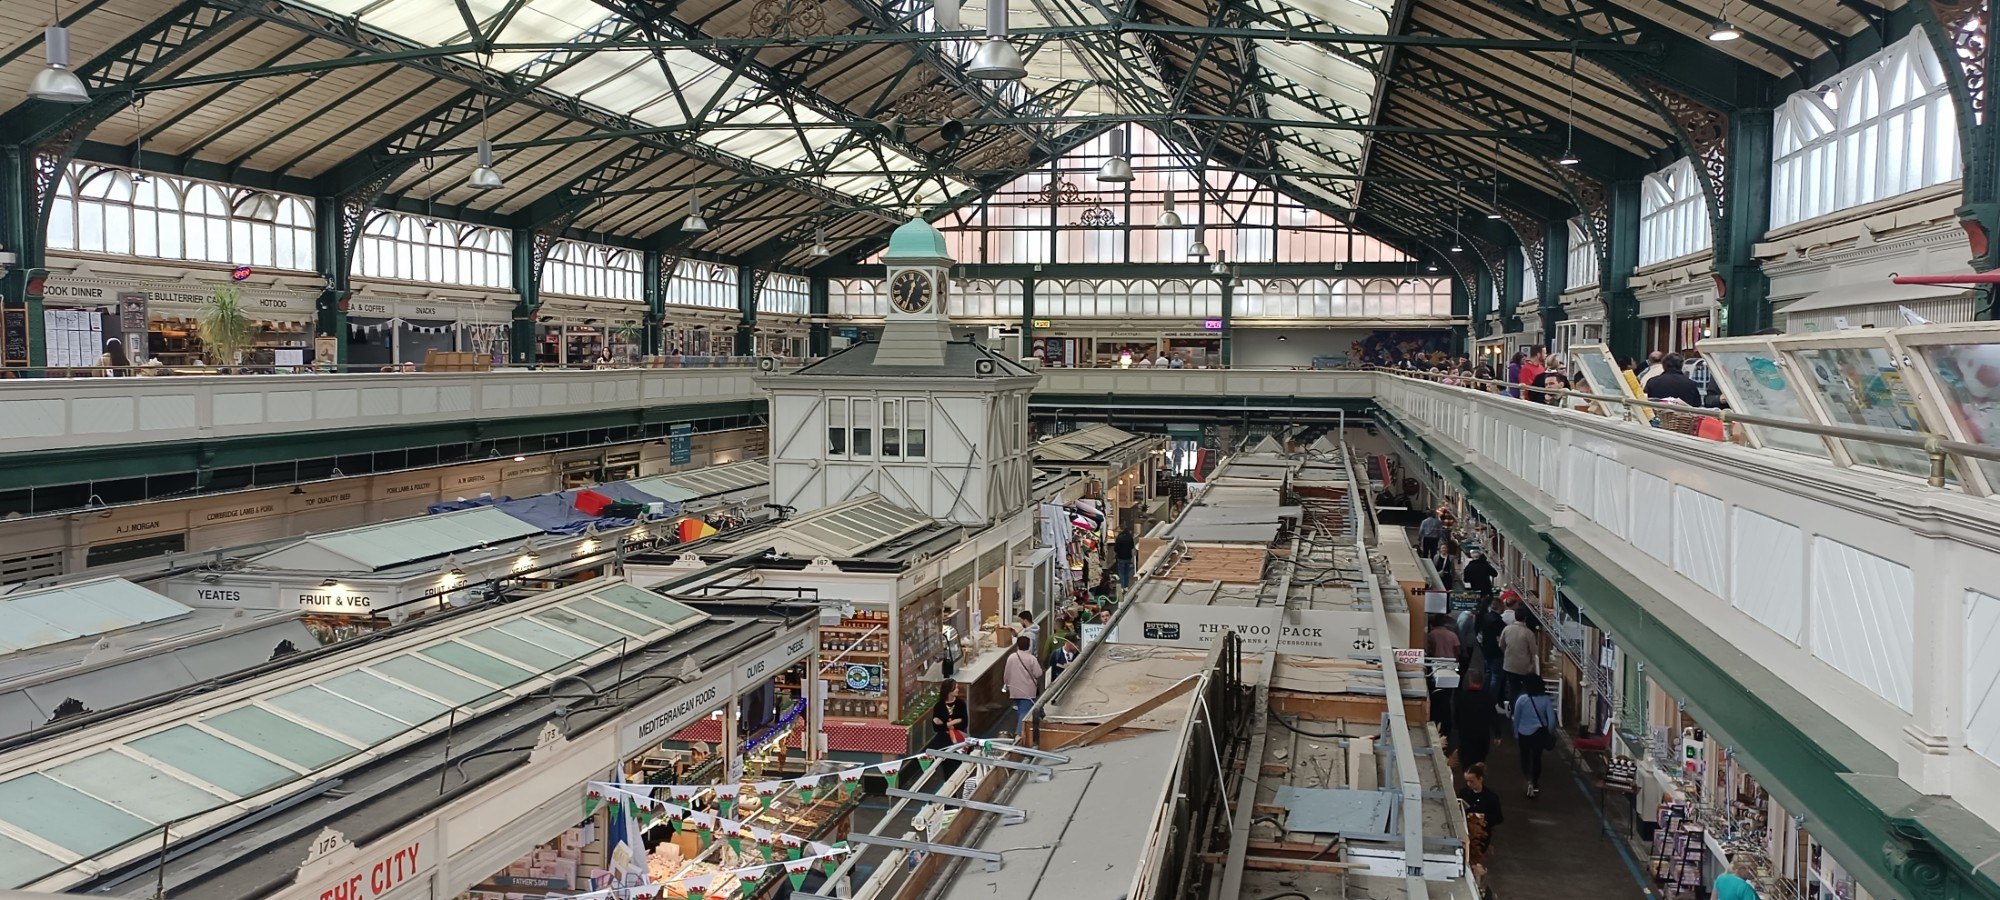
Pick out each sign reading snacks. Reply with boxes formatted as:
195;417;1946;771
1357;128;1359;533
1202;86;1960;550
1111;603;1376;657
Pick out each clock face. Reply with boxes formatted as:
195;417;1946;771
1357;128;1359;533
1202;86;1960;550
890;270;933;314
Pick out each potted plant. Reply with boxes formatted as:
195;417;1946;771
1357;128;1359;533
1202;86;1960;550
197;283;255;366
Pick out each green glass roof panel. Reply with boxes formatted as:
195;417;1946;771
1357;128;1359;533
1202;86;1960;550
371;655;502;706
128;725;295;796
495;618;603;658
203;707;356;770
532;608;627;645
265;686;412;744
0;832;64;890
46;751;224;825
593;583;701;627
563;597;661;636
319;670;451;724
461;628;575;672
0;773;152;854
419;642;535;688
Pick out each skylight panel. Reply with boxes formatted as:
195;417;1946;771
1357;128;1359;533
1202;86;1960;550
45;752;224;825
0;834;63;889
265;687;413;744
591;583;701;626
420;641;535;687
203;707;358;769
370;656;503;706
127;726;298;796
318;670;453;725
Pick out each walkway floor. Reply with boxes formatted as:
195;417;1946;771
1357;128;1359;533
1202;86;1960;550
1476;725;1656;900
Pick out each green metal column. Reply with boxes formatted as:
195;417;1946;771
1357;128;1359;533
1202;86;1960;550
1919;1;2000;317
808;274;830;357
0;146;46;371
1720;109;1774;336
510;228;539;365
1450;272;1470;356
735;265;757;357
1020;276;1036;346
311;196;352;369
1471;267;1492;340
1218;275;1234;367
642;250;665;356
1603;180;1644;363
1501;245;1525;334
1542;219;1569;344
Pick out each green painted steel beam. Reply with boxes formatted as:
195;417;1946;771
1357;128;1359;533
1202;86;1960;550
1375;409;2000;900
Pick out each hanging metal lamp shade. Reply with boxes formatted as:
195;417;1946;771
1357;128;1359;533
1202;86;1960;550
681;192;709;233
1157;191;1182;228
466;139;505;191
809;225;831;257
1098;129;1134;183
966;1;1026;80
28;27;89;103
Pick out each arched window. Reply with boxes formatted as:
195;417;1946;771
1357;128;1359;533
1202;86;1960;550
1770;30;1959;228
1565;217;1599;289
355;212;511;289
1638;157;1713;266
664;260;738;310
830;278;885;316
543;240;644;302
759;272;809;315
46;162;314;270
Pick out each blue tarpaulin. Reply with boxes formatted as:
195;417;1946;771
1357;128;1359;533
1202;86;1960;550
486;488;684;535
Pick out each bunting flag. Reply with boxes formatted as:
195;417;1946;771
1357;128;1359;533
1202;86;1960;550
601;740;972;815
787;860;812;890
529;881;668;900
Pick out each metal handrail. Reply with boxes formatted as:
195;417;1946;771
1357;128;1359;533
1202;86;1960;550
1379;369;2000;488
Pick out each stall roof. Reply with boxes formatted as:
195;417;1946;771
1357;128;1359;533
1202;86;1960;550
0;580;706;891
0;579;191;653
721;496;939;559
249;506;545;572
626;458;770;501
1031;424;1148;463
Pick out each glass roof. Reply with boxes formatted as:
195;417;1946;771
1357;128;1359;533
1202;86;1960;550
0;579;190;654
627;458;771;501
767;497;936;557
0;581;705;889
251;506;544;572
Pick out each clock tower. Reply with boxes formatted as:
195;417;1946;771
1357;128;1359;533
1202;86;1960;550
875;218;954;366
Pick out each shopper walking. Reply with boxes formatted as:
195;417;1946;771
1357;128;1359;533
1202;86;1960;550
1475;600;1507;700
1425;613;1462;663
1458;763;1505;882
1518;346;1547;401
1450;655;1496;771
1511;678;1555;797
1046;634;1079;685
1418;509;1446;559
1643;353;1705;407
1002;635;1043;737
1462;550;1497;595
1015;610;1040;649
1499;607;1540;707
1113;522;1137;588
927;682;968;750
1713;855;1762;900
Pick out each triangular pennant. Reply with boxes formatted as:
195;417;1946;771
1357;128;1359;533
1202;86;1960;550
879;761;902;778
789;869;808;891
738;874;760;898
696;824;714;849
727;834;743;855
918;757;935;773
800;784;816;803
584;791;602;817
717;796;735;818
687;889;706;900
787;841;803;861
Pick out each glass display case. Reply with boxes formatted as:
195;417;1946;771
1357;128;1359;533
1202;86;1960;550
1776;334;1945;480
1887;322;2000;495
1567;343;1634;421
1697;336;1835;458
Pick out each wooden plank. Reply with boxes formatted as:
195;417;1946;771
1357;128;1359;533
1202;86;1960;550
1198;852;1365;874
1056;676;1201;750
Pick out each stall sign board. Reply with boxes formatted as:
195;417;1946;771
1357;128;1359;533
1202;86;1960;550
3;307;28;365
298;832;436;900
1112;603;1375;658
669;423;694;465
621;669;730;756
739;624;815;686
1446;590;1484;613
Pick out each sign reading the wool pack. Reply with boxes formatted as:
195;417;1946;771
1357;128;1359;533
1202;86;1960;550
1113;603;1376;658
622;671;730;756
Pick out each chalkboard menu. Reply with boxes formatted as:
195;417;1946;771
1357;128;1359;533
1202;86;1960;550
896;588;945;720
2;308;27;366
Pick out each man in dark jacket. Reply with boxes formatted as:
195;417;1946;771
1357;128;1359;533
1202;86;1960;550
1643;353;1704;407
1113;523;1137;588
1462;550;1497;594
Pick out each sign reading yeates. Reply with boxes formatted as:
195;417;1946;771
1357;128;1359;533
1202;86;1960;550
1111;603;1377;658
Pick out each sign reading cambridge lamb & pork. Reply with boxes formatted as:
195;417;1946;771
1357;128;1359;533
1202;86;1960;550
1111;603;1377;658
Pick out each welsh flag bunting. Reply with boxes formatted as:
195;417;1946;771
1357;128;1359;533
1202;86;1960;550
879;760;902;778
687;890;705;900
583;790;603;817
696;824;714;849
918;756;935;773
786;840;803;861
717;796;735;818
726;833;743;855
787;861;812;890
738;873;761;898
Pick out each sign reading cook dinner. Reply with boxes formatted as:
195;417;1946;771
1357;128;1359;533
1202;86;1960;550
1112;603;1376;658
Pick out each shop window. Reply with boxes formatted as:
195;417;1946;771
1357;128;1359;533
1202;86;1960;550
48;162;315;271
880;399;902;459
1772;30;1960;229
356;211;511;289
1565;217;1599;289
827;399;848;456
1638;157;1713;266
906;400;928;459
543;240;642;302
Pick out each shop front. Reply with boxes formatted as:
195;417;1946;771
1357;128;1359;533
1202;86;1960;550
1029;322;1222;367
1636;277;1714;357
42;272;321;370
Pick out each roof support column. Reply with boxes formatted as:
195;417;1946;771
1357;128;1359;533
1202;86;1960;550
1471;265;1492;341
1218;275;1234;368
510;227;540;366
1541;219;1569;345
1718;108;1773;336
737;265;761;357
1916;0;2000;317
808;273;830;359
643;250;666;357
1501;244;1525;334
1019;276;1037;349
0;145;47;371
1603;180;1644;363
311;190;356;369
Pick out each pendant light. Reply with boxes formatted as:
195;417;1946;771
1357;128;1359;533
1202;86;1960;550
809;223;831;257
1426;260;1439;273
1210;249;1229;276
1157;190;1183;228
1098;128;1134;183
466;96;504;191
1707;0;1741;41
681;191;709;233
128;99;148;185
1486;147;1502;219
1450;194;1464;254
29;0;88;104
967;0;1026;80
1188;230;1209;259
1558;46;1581;167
